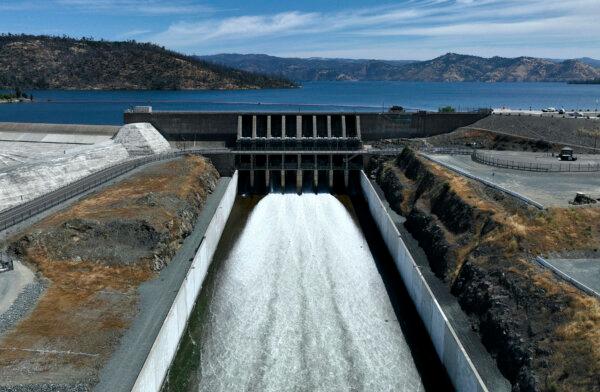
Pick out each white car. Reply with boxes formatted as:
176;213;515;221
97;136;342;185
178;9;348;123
542;107;557;112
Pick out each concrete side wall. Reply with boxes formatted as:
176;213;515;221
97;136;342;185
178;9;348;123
125;112;239;145
360;171;487;392
131;171;238;392
124;112;488;143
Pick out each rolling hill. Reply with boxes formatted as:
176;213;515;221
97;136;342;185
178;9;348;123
200;53;600;83
0;35;295;90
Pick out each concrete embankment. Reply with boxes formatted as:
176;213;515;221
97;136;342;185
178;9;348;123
0;122;118;144
115;172;238;392
360;171;489;392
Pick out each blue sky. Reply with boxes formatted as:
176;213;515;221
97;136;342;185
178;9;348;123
1;0;599;60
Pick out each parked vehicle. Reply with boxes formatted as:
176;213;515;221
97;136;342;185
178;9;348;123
542;107;557;112
558;147;577;161
558;108;566;114
0;258;13;273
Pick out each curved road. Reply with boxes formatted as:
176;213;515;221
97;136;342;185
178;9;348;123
0;261;34;316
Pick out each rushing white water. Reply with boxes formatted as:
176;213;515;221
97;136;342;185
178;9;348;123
198;193;424;392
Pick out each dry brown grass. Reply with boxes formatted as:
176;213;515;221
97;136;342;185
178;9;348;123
0;155;217;385
419;157;600;389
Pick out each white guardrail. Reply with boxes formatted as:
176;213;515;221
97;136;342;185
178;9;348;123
535;256;600;298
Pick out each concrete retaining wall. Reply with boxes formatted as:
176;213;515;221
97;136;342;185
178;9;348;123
360;171;488;392
124;111;489;144
131;171;238;392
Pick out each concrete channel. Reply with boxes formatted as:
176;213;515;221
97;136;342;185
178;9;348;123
114;170;509;392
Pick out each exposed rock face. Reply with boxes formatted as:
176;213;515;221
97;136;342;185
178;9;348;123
374;148;600;392
114;123;171;156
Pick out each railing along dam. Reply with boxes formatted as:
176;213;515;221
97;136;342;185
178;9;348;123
162;189;453;391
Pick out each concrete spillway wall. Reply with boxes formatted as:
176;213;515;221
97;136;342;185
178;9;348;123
360;171;487;392
131;171;238;392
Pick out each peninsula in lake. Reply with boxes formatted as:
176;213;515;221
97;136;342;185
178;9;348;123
0;35;295;90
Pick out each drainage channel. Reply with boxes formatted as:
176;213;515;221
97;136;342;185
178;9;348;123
161;184;452;391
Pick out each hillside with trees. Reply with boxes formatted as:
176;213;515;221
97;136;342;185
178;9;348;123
0;35;295;90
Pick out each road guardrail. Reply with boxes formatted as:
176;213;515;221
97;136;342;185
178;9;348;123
0;148;230;232
471;150;600;173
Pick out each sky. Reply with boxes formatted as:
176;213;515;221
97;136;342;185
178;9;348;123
1;0;599;60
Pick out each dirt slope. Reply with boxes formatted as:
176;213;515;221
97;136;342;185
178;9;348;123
0;155;218;389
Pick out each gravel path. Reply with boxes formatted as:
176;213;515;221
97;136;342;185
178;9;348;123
0;261;37;319
0;268;46;334
0;383;89;392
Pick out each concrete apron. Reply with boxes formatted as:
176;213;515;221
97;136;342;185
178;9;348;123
359;171;489;392
95;172;238;392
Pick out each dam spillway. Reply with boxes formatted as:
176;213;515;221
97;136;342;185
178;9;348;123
164;193;428;391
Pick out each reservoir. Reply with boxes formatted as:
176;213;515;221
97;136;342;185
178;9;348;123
163;192;451;391
2;81;600;125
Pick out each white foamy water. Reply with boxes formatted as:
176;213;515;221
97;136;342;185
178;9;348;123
198;194;424;392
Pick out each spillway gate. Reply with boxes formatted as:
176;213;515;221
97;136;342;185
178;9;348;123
235;114;364;193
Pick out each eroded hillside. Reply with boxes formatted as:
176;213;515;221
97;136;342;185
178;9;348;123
374;148;600;392
0;155;218;389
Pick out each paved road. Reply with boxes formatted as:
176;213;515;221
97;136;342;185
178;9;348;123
193;194;424;392
545;258;600;296
479;150;600;166
0;261;34;316
427;154;600;207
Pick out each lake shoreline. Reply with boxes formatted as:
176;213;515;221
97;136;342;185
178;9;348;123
1;81;600;125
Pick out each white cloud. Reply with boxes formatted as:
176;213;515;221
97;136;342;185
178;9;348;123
152;11;320;47
56;0;213;15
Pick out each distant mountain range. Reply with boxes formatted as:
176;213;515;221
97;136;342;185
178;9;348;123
550;57;600;68
0;35;294;90
199;53;600;83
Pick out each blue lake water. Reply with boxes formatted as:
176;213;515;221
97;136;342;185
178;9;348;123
1;81;600;125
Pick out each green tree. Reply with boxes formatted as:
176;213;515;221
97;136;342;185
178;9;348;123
438;106;456;113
